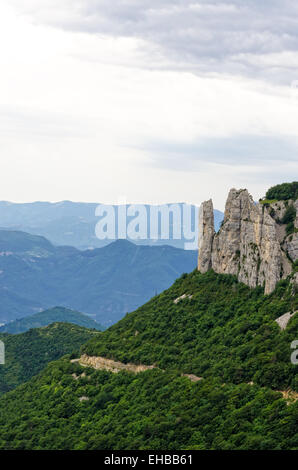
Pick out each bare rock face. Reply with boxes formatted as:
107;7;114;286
275;311;297;330
287;233;298;263
291;272;298;294
212;189;253;278
198;188;295;294
198;200;214;273
284;199;298;263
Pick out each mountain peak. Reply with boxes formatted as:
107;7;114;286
198;187;297;294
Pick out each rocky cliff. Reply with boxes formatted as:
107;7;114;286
198;188;297;294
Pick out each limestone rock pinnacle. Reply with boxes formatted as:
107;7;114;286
198;199;214;273
198;188;295;294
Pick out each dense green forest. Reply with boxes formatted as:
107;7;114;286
0;323;100;394
0;358;297;450
0;270;297;450
0;307;103;334
265;181;298;201
83;270;298;391
0;358;298;450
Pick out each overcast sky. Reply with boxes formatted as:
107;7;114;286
1;1;298;210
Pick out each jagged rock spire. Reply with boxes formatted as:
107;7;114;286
198;199;214;273
198;188;294;294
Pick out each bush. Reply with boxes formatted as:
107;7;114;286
265;182;298;201
286;222;295;236
281;205;296;225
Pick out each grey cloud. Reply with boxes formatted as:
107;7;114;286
11;0;298;83
139;135;298;170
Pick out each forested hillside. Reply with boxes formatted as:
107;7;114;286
0;270;297;450
83;270;298;391
0;359;297;450
0;323;100;394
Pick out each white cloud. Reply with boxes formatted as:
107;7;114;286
7;0;298;83
0;1;297;209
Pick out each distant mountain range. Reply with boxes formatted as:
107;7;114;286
0;230;197;326
0;201;223;250
0;185;296;451
0;307;103;334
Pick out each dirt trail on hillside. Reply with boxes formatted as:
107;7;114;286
71;356;297;398
72;354;157;373
71;354;203;382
